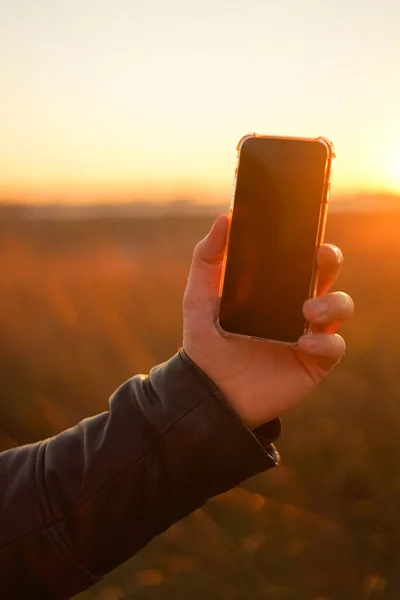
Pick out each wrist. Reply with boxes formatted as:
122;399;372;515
180;347;281;434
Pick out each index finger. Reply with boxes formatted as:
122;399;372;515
316;244;344;296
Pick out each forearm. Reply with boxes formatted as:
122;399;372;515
0;351;280;599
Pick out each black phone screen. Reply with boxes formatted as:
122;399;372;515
219;136;330;343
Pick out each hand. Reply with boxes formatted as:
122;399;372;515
183;215;354;429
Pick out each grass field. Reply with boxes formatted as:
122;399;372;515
1;208;400;599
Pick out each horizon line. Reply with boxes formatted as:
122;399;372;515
0;189;399;206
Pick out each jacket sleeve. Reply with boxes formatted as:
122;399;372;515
0;350;280;599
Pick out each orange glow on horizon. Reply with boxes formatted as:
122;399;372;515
0;179;231;205
1;177;399;206
387;148;400;194
1;166;398;205
2;1;400;205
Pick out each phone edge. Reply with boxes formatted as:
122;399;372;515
216;133;335;346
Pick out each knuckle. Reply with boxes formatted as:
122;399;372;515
182;288;196;312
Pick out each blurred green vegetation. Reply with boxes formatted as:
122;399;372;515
0;210;399;599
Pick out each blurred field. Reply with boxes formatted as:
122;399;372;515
1;208;400;599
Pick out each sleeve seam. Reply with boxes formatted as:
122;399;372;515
36;442;100;585
0;438;152;554
8;381;215;551
0;386;277;556
179;349;280;465
177;350;219;395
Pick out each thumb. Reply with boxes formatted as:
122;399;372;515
184;214;229;317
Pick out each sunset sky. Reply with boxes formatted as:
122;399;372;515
1;0;400;203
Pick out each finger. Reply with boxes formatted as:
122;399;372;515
192;214;229;266
316;244;343;296
297;333;346;371
303;292;354;332
183;214;229;315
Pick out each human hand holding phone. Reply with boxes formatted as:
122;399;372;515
183;214;354;429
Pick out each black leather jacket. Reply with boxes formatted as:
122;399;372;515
0;350;280;599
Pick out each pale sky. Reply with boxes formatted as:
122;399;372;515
1;0;400;203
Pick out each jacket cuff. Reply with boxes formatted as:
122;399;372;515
140;350;280;505
179;349;281;462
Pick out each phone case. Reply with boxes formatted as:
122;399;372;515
216;133;335;346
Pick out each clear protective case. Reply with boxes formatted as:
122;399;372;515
216;133;335;346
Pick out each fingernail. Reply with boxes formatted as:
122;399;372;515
325;244;344;265
309;298;328;322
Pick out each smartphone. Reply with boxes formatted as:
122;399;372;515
217;134;334;344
